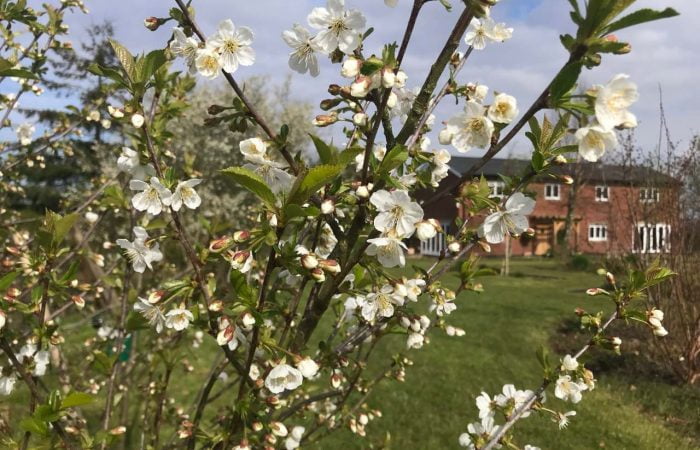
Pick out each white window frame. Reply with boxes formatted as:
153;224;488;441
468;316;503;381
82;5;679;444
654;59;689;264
544;183;560;200
634;223;670;253
487;180;505;199
595;185;609;202
639;187;660;203
588;224;608;242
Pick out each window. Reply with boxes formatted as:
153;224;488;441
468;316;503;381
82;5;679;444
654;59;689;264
544;184;560;200
634;223;670;253
588;224;608;242
639;187;659;203
488;180;505;199
595;185;609;202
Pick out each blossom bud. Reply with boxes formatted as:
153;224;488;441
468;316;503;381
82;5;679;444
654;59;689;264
478;241;492;253
85;211;99;223
328;84;342;95
611;336;622;348
554;155;567;165
209;236;234;253
395;70;408;88
331;372;343;389
574;307;586;316
252;422;264;432
264;434;277;445
605;271;615;285
108;105;124;118
586;288;605;296
381;68;396;88
270;422;288;437
310;267;325;283
415;221;438;241
207;104;228;115
604;34;619;42
438;128;454;145
400;316;411;328
320;199;335;215
318;259;341;274
209;300;224;312
266;396;280;406
653;326;668;337
649;308;664;322
313;114;338;127
356;185;370;199
0;311;6;330
109;426;127;436
301;254;319;270
525;227;535;237
561;175;574;185
448;241;461;253
230;250;251;271
615;43;632;55
350;76;372;98
352;112;368;126
71;295;85;310
233;230;251;243
341;57;362;78
387;91;398;109
320;98;342;111
241;312;256;329
144;17;162;31
450;51;462;67
131;113;145;128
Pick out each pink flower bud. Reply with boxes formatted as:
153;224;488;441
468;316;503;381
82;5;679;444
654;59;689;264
318;259;341;274
301;254;319;270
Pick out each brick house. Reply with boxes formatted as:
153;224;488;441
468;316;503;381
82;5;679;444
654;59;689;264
419;156;680;257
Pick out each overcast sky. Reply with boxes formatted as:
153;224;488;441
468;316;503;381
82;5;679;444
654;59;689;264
55;0;696;157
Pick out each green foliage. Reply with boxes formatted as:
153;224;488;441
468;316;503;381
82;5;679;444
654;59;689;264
377;144;408;175
287;164;343;206
569;253;591;271
221;166;277;210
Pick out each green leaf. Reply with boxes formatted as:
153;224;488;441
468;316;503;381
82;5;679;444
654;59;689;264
33;405;61;423
52;212;78;245
377;144;408;174
109;39;136;81
549;62;582;105
19;417;49;436
360;57;384;76
230;269;254;303
604;7;679;34
310;134;337;164
531;151;545;172
139;49;167;83
338;146;365;167
287;165;343;206
221;166;277;209
61;392;94;409
0;271;20;292
0;68;38;79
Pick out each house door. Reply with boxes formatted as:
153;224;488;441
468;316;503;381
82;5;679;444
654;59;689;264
533;221;554;256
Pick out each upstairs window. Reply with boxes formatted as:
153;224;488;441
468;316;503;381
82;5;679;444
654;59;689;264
588;224;608;242
640;187;660;203
595;185;609;202
544;184;560;200
488;180;505;199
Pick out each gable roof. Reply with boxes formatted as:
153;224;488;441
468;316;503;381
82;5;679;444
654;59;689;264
448;155;679;186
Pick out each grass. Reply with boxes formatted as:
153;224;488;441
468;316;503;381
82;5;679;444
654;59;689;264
314;257;699;450
2;258;697;449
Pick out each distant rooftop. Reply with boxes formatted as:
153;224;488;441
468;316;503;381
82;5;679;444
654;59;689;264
447;155;678;185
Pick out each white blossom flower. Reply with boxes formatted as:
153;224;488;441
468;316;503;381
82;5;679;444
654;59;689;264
134;297;166;333
487;93;519;124
285;426;305;450
361;285;402;322
15;123;35;146
118;147;155;180
208;19;255;74
131;113;145;128
169;27;199;74
195;44;222;79
370;189;424;237
467;82;489;103
239;138;293;194
282;24;320;77
308;0;366;55
296;357;320;379
165;307;194;331
130;177;172;215
575;123;618;162
476;392;496;419
465;17;513;50
429;290;457;316
594;74;639;131
315;223;338;258
265;363;303;394
0;371;16;396
415;220;438;241
116;226;163;273
554;375;586;403
85;211;99;224
461;417;501;449
18;344;50;377
405;278;426;302
479;192;536;244
444;100;494;152
554;410;577;429
367;233;407;268
495;384;534;418
341;57;361;78
169;179;202;211
561;354;579;372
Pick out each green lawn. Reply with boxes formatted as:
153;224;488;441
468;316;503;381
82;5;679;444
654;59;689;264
314;257;699;450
